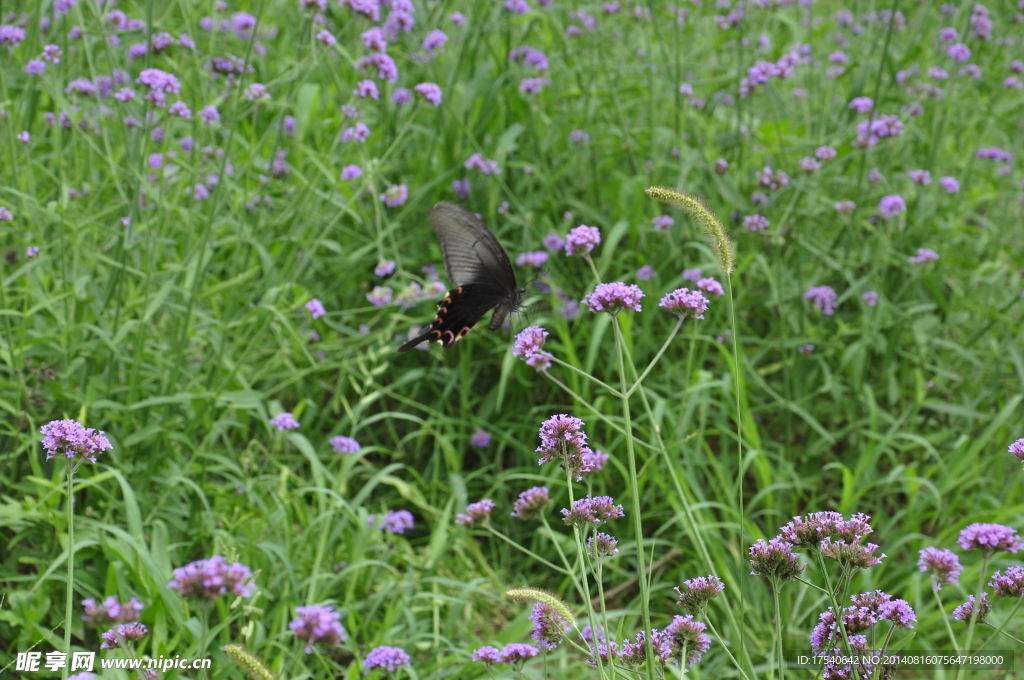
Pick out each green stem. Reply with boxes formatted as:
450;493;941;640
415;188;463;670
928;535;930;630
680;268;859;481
958;553;989;680
773;584;785;680
565;469;608;680
624;318;684;398
594;557;617;680
484;526;570;576
815;551;855;657
611;317;654;679
725;273;749;674
539;515;587;600
980;621;1024;646
932;580;960;652
978;597;1024;649
63;461;75;680
549;356;623;397
705;617;752;680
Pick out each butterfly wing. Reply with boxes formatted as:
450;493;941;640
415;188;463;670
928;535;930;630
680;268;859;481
429;202;518;292
397;283;510;352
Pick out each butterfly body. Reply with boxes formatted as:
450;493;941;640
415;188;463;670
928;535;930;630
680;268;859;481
398;202;523;353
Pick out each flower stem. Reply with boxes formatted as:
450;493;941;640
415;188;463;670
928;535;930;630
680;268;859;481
979;597;1024;649
565;468;608;680
63;460;75;680
932;581;960;652
595;557;618;680
958;553;989;680
624;317;683;398
773;584;785;680
611;317;655;679
484;526;572;577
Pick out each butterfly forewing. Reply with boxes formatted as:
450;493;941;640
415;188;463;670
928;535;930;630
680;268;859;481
398;202;522;352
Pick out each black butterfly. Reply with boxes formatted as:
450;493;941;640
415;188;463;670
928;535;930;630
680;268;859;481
398;201;524;352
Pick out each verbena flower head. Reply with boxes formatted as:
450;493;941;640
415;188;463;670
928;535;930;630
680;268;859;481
697;277;724;296
516;251;548;268
470;429;491;447
100;622;148;649
414;82;442;106
168;556;255;600
529;602;571;649
636;265;655;281
565;225;601;256
743;214;769;231
456;499;495;527
653;214;674;230
375;260;396;277
618;630;669;665
957;523;1022;553
536;414;594;480
917;547;962;588
512;326;553;371
835;200;856;213
674;575;725;615
683;268;702;282
588;532;619;557
380;509;415;534
305;299;326;319
878;194;906;217
367;286;393;307
1010;438;1024;465
908;248;939;264
499;643;539;665
749;538;803;584
953;593;991;623
380;184;408;207
583;282;644;314
464;153;501;175
779;511;846;548
512;486;552;519
330;436;361;454
544;232;566;250
989;566;1024;597
82;596;144;627
877;598;917;628
820;536;885;569
662;615;711;665
561;495;624;527
289;603;348;653
862;291;879;306
804;286;838;315
136;68;181;94
363;646;411;672
659;287;708;320
939;176;960;193
269;412;300;430
40;419;113;464
472;646;501;663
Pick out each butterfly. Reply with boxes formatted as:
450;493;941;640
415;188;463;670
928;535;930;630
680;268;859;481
399;201;525;352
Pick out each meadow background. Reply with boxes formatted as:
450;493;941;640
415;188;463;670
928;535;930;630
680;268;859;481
2;0;1024;677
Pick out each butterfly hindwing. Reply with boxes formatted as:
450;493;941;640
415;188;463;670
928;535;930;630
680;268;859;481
398;202;523;353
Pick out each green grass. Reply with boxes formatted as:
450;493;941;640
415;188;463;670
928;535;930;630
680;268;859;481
2;0;1024;678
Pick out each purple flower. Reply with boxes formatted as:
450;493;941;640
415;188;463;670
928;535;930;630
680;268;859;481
536;414;594;479
815;145;837;160
245;83;270;101
380;184;408;207
451;12;466;27
804;285;838;315
588;532;619;557
472;646;501;663
25;59;46;75
958;523;1022;553
682;268;702;282
569;129;590;145
659;288;708;320
26;246;40;258
953;594;991;623
868;168;883;182
799;157;821;173
82;596;145;627
137;68;181;94
697;277;724;297
856;115;905;146
878;195;906;217
40;419;113;464
662;615;712;665
270;412;300;430
529;602;571;649
636;265;656;281
367;286;393;307
289;604;348;653
832;200;855;214
414;82;442;106
341;165;363;180
652;215;674;230
464;153;501;175
583;282;644;314
470;429;491;447
544;233;566;251
1009;438;1024;464
989;566;1024;597
512;326;553;371
516;251;548;268
0;25;27;46
878;599;917;627
456;499;495;527
392;87;413;105
947;42;971;62
451;178;471;200
756;165;789;190
561;495;624;527
316;29;336;46
66;78;98;96
371;260;395;278
674;575;725;615
100;622;148;649
200;105;221;124
820;536;886;568
330;436;361;454
908;248;939;264
512;486;552;519
748;538;803;582
379;509;414;534
909;169;932;185
976;146;1013;163
564;225;600;256
499;643;538;664
305;299;326;319
743;214;769;231
363;646;411;672
354;80;379;100
423;29;447;52
862;291;879;306
939;176;960;193
168;556;255;599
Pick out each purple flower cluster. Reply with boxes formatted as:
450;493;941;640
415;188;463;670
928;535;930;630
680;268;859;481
512;486;552;519
587;532;619;557
957;523;1022;553
756;166;790;190
674;575;725;615
953;593;991;623
917;547;962;588
40;419;113;464
529;602;571;649
371;509;415;534
512;326;553;371
455;499;495;527
305;299;326;319
363;646;411;672
289;604;348;653
855;114;905;146
659;288;709;320
561;495;624;527
1010;438;1024;465
330;436;361;454
803;285;838;315
470;429;491;447
82;596;144;627
464;153;500;175
811;591;915;656
167;556;255;600
100;622;148;649
473;643;539;665
583;282;645;314
565;224;601;256
908;248;939;264
748;538;804;583
269;412;300;430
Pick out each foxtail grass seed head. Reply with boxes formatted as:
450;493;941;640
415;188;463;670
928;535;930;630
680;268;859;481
917;547;962;588
511;486;552;519
363;646;411;672
952;593;991;623
506;587;576;628
674;575;725;615
223;645;274;680
645;186;734;273
455;499;495;527
289;604;348;653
